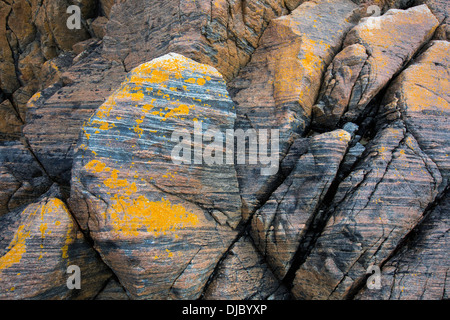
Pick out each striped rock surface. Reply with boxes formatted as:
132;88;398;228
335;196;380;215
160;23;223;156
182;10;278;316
356;189;450;300
312;4;439;129
250;130;352;279
379;40;450;188
292;121;442;299
0;186;110;299
229;0;358;216
69;53;241;299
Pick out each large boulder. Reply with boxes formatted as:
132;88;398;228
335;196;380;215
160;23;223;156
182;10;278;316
69;53;242;299
0;186;111;299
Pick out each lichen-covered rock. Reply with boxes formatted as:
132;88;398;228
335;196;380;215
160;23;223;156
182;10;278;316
355;190;450;300
69;53;241;299
292;121;442;299
0;186;111;299
250;130;352;279
379;40;450;188
312;4;439;129
229;0;358;215
102;0;295;80
23;49;127;184
203;235;290;300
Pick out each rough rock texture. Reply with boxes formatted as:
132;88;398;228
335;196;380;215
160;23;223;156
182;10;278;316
292;121;443;299
379;40;450;187
203;234;290;300
230;0;359;215
251;130;352;279
312;4;439;129
69;53;241;299
0;0;448;300
102;0;292;80
0;186;111;299
23;49;126;184
0;141;52;216
356;190;449;300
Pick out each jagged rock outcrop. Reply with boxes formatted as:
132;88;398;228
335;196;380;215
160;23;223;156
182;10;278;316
292;121;443;299
312;4;439;129
0;0;447;301
230;0;359;215
0;186;111;299
379;40;450;187
69;53;241;299
250;130;352;279
203;234;290;300
0;140;52;216
355;190;449;300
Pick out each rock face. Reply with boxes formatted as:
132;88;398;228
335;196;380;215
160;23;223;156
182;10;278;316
355;190;450;300
0;186;111;299
312;4;439;129
292;121;442;299
69;53;241;299
203;234;290;300
379;40;450;187
230;0;358;215
250;130;352;279
0;0;448;300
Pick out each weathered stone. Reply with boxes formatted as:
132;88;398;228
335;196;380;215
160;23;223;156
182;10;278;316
250;130;351;279
312;5;439;129
23;49;126;184
292;121;442;299
230;0;358;215
0;186;111;299
0;141;52;216
95;277;130;300
0;99;23;141
69;53;241;299
203;235;290;300
102;0;294;80
356;189;450;300
379;40;450;188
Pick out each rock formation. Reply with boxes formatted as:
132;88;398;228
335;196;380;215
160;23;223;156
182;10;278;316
0;0;448;300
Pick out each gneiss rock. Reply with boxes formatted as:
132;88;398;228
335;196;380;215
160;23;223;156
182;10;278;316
250;130;352;280
379;40;450;188
102;0;293;80
229;0;358;216
0;185;111;299
292;121;442;299
23;49;127;184
356;190;450;300
69;53;241;299
312;4;439;129
0;140;52;216
203;234;290;300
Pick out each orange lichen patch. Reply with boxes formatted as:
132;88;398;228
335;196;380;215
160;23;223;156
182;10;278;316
91;120;116;131
0;225;30;272
161;103;193;121
61;220;74;260
115;85;145;102
109;195;198;237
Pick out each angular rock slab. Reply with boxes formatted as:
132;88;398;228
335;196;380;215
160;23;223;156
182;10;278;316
356;190;450;300
203;235;290;300
250;130;352;279
102;0;292;80
0;187;110;299
0;140;52;216
23;49;127;185
312;4;439;129
292;121;442;299
380;40;450;188
229;0;358;215
69;53;241;299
